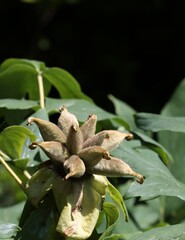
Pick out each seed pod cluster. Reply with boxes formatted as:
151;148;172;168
26;106;144;239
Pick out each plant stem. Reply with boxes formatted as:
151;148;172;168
0;156;24;190
23;170;31;179
38;73;45;109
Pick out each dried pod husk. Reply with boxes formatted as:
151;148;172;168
99;130;133;151
82;131;108;149
58;106;79;136
63;155;86;179
29;141;69;163
27;117;66;143
25;166;56;207
55;175;108;239
78;146;110;167
66;125;83;154
87;157;144;184
80;114;97;141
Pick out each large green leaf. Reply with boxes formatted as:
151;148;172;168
0;223;21;239
0;99;39;110
0;202;25;224
108;94;137;131
98;202;120;240
112;141;185;201
15;193;62;240
128;222;185;240
43;67;92;101
0;126;36;160
107;180;129;222
133;131;173;166
0;58;51;99
135;112;185;132
158;78;185;217
45;98;116;122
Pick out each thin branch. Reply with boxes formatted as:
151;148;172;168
0;156;25;190
38;73;45;109
23;170;32;179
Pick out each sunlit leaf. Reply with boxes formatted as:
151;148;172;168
98;202;120;240
158;78;185;217
0;58;51;99
128;222;185;240
15;193;61;240
112;143;185;201
135;112;185;132
45;98;116;122
108;94;137;131
107;180;129;222
0;126;36;160
0;223;21;239
0;202;25;224
43;67;92;101
0;99;39;110
134;131;173;166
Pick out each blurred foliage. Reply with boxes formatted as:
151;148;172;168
1;0;185;113
1;59;185;239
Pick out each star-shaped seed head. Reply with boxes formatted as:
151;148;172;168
26;106;144;239
28;106;144;183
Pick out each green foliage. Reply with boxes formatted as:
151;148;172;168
1;58;185;239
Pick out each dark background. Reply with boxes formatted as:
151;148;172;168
1;0;185;113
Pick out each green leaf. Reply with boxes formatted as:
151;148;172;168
25;166;56;207
43;67;92;101
101;234;126;240
107;180;129;222
135;112;185;133
0;99;39;110
157;78;185;216
133;131;173;166
113;143;185;201
0;126;36;160
0;58;51;99
128;222;185;240
15;193;62;240
161;77;185;116
108;94;137;130
0;202;25;224
0;223;21;239
45;98;116;122
98;202;120;240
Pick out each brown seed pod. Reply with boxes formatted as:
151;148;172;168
65;125;83;155
80;114;97;141
78;145;110;167
63;155;86;180
87;157;144;184
27;117;66;143
58;106;79;136
29;141;69;163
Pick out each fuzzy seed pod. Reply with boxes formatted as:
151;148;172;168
27;117;66;143
87;157;144;184
78;146;110;167
65;125;83;155
58;106;79;136
82;131;108;149
63;155;86;180
29;141;69;163
80;114;97;141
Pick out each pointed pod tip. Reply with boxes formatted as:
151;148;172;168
136;175;145;184
27;117;35;125
29;142;38;150
125;133;134;141
59;105;68;113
